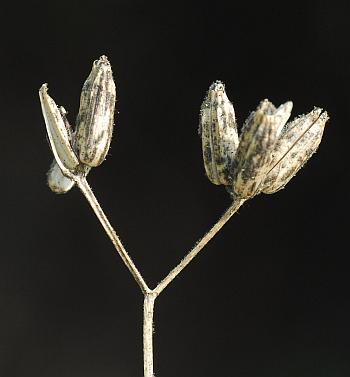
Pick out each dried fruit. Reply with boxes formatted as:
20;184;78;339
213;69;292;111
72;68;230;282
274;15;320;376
262;108;329;194
75;55;116;167
231;99;287;199
199;81;239;185
39;84;79;173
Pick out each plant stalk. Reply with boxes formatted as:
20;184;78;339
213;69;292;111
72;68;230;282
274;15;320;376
76;176;150;295
143;293;157;377
154;198;245;295
76;177;244;377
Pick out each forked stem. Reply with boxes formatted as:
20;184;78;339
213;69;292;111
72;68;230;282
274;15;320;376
76;176;151;295
75;176;244;377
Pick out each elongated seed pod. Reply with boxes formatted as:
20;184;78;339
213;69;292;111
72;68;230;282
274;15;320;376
231;99;282;199
262;108;329;194
39;84;80;172
75;55;116;167
47;160;75;194
199;81;239;185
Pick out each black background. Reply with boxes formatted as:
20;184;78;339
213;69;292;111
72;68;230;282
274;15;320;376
1;1;349;376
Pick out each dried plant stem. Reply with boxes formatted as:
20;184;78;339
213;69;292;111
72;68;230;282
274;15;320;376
153;198;245;295
143;293;157;377
76;176;150;295
75;177;244;377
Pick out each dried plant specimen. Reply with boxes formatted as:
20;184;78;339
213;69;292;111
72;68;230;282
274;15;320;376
40;56;328;377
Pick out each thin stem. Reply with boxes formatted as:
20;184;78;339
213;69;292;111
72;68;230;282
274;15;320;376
76;176;150;295
154;198;245;295
76;176;243;377
143;293;157;377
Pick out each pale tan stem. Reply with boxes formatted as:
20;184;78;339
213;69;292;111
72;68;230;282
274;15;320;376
75;177;243;377
143;293;157;377
153;198;245;295
76;176;150;295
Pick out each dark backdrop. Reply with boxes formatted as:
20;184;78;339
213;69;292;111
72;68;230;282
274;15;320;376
1;1;349;376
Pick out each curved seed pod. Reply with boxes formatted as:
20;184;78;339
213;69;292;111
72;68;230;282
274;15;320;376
199;81;239;185
231;99;281;199
39;84;80;173
47;160;75;194
262;108;329;194
46;130;92;194
75;55;116;167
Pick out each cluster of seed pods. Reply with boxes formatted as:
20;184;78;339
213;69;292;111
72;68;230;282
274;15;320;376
39;58;328;200
199;81;328;199
39;55;116;193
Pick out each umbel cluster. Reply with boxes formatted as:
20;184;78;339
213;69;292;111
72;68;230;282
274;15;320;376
200;82;328;200
39;56;328;199
39;55;116;193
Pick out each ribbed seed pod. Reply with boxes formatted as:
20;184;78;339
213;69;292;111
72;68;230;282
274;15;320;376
39;84;80;172
262;108;329;194
231;100;279;199
47;160;75;194
75;55;116;167
199;81;239;185
231;99;284;199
